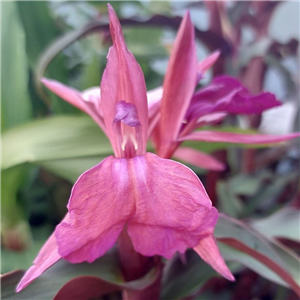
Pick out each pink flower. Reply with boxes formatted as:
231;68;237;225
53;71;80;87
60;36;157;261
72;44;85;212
40;15;299;172
17;5;234;292
149;19;299;170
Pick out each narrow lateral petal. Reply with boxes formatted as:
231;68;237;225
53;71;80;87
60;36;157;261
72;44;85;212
81;87;102;112
16;232;61;292
197;50;220;81
180;131;300;145
42;78;87;111
186;76;281;121
55;156;135;263
101;5;148;156
42;78;105;132
158;12;198;157
194;233;235;281
127;153;219;259
173;147;226;171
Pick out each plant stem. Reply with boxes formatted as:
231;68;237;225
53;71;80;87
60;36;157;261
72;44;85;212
118;228;161;299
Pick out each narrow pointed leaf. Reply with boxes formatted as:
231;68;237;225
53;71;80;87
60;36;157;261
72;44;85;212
251;208;300;242
2;116;112;170
218;237;300;296
216;215;300;293
1;1;32;130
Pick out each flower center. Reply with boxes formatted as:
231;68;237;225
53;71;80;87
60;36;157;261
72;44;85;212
113;101;142;158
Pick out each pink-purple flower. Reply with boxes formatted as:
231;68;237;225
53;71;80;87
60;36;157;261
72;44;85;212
17;3;300;293
17;5;238;292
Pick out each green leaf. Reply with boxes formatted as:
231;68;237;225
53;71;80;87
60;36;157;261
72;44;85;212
2;248;161;300
2;116;113;170
1;166;33;251
2;249;122;300
1;167;27;226
217;181;244;218
16;1;77;114
161;251;239;300
161;251;216;300
16;2;61;68
270;240;300;286
1;1;32;130
227;171;272;197
216;215;300;289
39;156;106;183
1;241;45;274
251;207;300;242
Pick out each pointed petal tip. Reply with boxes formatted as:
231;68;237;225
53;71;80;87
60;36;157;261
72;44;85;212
211;49;221;60
107;3;118;23
16;284;22;293
107;3;114;14
16;280;29;293
40;77;52;85
194;234;235;282
184;10;191;18
183;10;193;27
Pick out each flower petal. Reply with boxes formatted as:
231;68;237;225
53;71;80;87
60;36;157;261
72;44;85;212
194;233;235;281
55;156;135;263
127;153;219;259
197;50;220;81
158;12;198;157
16;232;61;292
186;76;281;121
101;5;148;157
114;101;141;127
42;78;87;111
147;87;163;111
81;87;102;112
173;147;226;171
180;131;300;145
42;78;105;132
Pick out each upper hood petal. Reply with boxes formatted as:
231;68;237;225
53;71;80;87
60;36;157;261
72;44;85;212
101;5;148;156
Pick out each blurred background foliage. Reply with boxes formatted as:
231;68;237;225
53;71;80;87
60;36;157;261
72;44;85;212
1;1;300;300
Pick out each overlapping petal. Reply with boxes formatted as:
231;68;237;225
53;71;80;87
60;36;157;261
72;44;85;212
55;153;219;261
127;153;219;258
55;156;135;263
197;50;220;82
194;232;235;281
17;152;233;291
173;147;225;171
186;76;281;121
16;217;70;292
101;5;148;157
42;78;105;132
180;130;300;145
158;11;198;158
